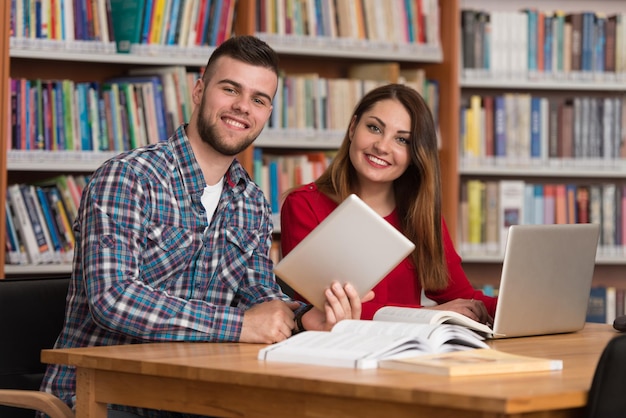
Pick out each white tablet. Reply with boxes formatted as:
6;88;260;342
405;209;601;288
274;194;415;310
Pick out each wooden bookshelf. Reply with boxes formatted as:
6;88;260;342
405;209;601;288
1;0;458;277
458;0;626;294
0;0;10;271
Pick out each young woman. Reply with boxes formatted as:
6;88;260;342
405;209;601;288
280;83;497;324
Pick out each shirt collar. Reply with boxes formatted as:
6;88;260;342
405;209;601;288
172;125;250;197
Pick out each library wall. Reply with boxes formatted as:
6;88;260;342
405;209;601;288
3;0;449;276
459;0;626;324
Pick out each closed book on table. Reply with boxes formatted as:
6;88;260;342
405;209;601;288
379;348;563;377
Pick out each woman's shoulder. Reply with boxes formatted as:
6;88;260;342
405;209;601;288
283;183;337;215
291;182;319;193
285;183;322;202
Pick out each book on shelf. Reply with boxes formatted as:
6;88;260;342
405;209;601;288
163;0;182;45
41;185;76;261
109;0;146;52
602;183;617;248
30;185;63;264
108;75;169;143
19;184;56;264
7;184;48;265
587;287;608;324
466;179;484;250
347;62;401;83
213;0;237;45
258;317;488;369
4;200;27;265
379;348;563;377
484;181;500;254
498;180;525;254
39;175;80;224
587;285;626;324
149;0;167;44
127;66;193;134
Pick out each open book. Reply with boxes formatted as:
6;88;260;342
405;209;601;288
379;348;563;376
373;306;496;338
258;319;488;369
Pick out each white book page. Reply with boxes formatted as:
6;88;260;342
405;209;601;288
332;319;439;340
258;330;423;368
373;306;493;336
373;306;445;323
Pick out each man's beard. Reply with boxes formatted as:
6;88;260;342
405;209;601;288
196;99;258;156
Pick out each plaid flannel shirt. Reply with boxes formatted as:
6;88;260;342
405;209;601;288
40;125;289;417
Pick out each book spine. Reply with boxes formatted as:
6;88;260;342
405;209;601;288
26;186;60;263
494;95;506;157
140;0;155;43
9;184;41;264
21;184;54;263
530;96;541;158
4;200;24;264
47;185;76;254
36;185;61;249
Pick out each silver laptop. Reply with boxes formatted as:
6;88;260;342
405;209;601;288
274;194;415;310
491;223;600;339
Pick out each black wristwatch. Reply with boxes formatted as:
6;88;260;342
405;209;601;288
293;304;314;335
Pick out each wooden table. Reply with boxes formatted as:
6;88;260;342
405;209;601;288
41;323;620;418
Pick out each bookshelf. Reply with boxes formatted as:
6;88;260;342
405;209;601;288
458;0;626;289
0;1;9;274
1;0;459;277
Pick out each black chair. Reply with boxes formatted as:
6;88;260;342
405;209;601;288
585;333;626;418
0;277;73;418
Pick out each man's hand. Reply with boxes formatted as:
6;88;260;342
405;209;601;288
302;282;375;332
240;300;300;343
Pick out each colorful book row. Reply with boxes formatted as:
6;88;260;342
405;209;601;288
10;0;115;46
5;175;87;266
459;179;625;257
8;66;199;152
9;67;438;152
460;93;626;166
462;8;626;80
471;283;619;325
253;149;336;214
9;0;239;53
270;66;438;132
109;0;237;52
256;0;440;47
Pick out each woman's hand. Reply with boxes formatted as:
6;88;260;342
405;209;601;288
301;282;375;331
426;298;493;326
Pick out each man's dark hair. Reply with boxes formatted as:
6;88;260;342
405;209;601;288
203;35;280;81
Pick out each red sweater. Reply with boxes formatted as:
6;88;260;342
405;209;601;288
280;184;498;320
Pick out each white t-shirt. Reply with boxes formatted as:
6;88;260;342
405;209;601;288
200;177;224;224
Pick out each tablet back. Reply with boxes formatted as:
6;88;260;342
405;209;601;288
274;194;415;310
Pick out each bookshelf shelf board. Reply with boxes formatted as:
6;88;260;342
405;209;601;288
461;77;626;91
256;33;443;63
10;47;213;67
4;263;72;275
11;37;443;65
256;129;343;149
7;151;120;172
459;164;626;179
461;254;624;265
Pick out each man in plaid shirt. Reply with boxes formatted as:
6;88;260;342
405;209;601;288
39;35;367;418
